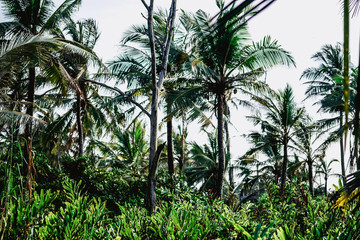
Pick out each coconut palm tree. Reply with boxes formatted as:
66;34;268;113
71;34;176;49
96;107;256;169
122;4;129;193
0;0;83;143
301;43;348;181
315;158;338;195
58;18;100;157
92;120;149;175
292;120;325;195
247;84;306;194
0;0;83;194
241;128;283;186
175;4;295;198
184;130;231;197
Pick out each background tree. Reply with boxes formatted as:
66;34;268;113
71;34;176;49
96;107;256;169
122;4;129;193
247;84;306;194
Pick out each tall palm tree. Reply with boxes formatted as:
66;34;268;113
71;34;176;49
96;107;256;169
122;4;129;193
59;18;100;157
301;43;348;182
176;3;295;198
0;0;83;142
0;0;83;193
247;84;305;194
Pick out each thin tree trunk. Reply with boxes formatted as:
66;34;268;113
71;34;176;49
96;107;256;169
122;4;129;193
147;2;157;166
280;133;288;195
216;93;225;199
354;34;360;170
340;111;346;183
146;143;165;213
325;176;328;196
143;0;177;213
225;120;233;189
76;93;83;157
167;117;174;176
25;67;36;196
179;112;186;171
308;157;314;195
144;0;159;213
343;0;350;159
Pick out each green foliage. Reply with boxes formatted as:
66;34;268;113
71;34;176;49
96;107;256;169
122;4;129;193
0;189;55;239
37;179;110;240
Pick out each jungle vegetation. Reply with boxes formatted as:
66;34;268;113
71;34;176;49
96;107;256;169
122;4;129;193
1;0;360;239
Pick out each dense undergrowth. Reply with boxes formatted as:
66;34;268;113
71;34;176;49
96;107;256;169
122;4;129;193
1;154;359;239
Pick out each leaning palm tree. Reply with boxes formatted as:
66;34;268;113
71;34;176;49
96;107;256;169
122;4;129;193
247;84;306;194
0;0;83;145
173;3;295;198
58;18;101;157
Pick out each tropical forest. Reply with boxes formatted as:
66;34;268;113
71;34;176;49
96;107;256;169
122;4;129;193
1;0;360;239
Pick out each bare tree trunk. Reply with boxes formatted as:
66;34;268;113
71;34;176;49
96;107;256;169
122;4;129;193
76;93;83;157
225;120;233;189
216;93;225;199
167;117;174;176
146;143;165;213
147;0;158;165
25;67;36;197
179;112;186;171
308;157;314;195
280;133;288;195
340;111;346;184
142;0;177;213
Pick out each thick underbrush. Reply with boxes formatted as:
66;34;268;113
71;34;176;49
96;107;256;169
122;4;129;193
1;155;358;239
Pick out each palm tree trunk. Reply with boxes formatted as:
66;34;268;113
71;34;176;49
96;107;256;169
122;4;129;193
343;0;350;157
280;133;288;195
25;67;36;197
340;111;346;183
225;120;233;189
76;93;83;157
325;176;328;196
216;93;225;199
354;36;360;170
308;157;314;195
146;143;165;213
167;117;174;176
179;112;186;171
